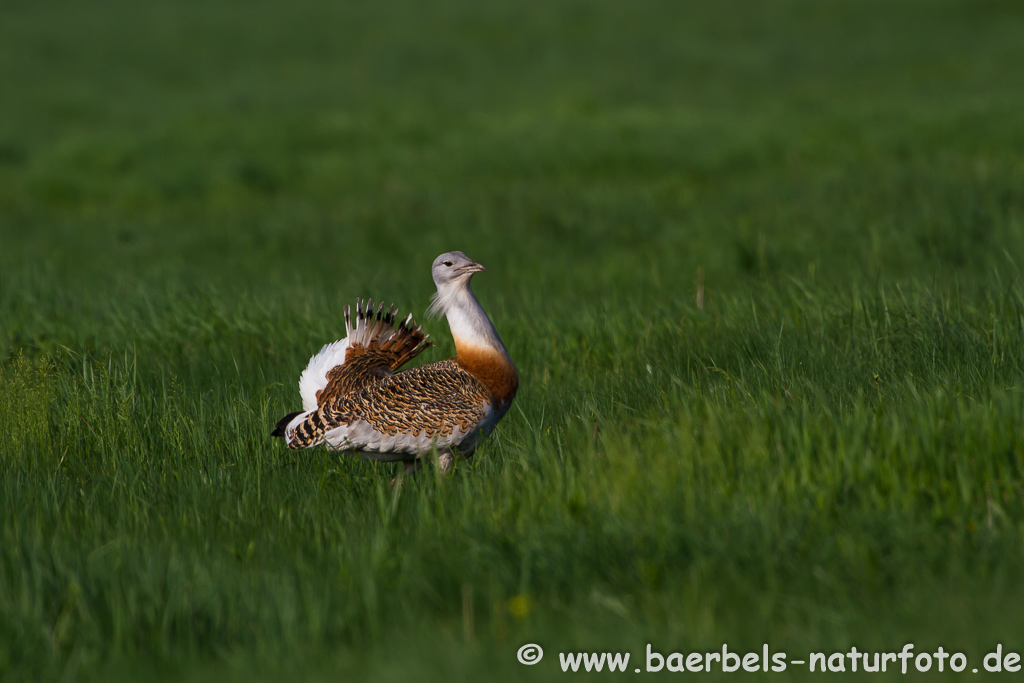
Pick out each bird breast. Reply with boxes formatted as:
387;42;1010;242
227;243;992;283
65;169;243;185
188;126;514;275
455;345;519;406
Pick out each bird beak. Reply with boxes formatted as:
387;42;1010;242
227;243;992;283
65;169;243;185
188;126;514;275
457;262;486;275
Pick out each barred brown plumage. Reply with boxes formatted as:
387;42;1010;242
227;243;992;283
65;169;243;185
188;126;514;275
273;251;518;476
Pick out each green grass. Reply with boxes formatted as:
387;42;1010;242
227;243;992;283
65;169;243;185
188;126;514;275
3;0;1024;680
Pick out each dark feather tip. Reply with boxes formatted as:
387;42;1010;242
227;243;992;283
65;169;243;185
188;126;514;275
271;411;303;438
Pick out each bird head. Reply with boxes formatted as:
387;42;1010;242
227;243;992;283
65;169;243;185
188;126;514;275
431;251;486;288
428;251;486;318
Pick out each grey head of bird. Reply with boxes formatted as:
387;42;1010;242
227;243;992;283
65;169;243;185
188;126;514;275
431;251;486;288
428;251;487;319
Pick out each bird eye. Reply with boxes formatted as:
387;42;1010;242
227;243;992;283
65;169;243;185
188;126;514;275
443;261;453;267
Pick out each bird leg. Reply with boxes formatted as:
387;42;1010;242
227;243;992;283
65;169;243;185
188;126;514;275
390;450;458;487
390;459;422;488
437;451;455;476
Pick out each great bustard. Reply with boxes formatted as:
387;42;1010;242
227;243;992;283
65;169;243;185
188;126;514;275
272;251;518;475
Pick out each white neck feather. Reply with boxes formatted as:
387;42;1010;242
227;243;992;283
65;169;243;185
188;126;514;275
429;281;510;358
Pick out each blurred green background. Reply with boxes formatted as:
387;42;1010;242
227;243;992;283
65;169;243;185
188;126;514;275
2;0;1024;680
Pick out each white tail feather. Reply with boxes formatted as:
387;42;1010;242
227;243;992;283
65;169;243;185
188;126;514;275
298;338;350;412
296;298;411;412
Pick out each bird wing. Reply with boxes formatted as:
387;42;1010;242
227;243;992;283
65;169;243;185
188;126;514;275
287;359;493;453
301;299;432;411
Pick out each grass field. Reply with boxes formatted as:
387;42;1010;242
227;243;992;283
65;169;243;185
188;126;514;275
3;0;1024;680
